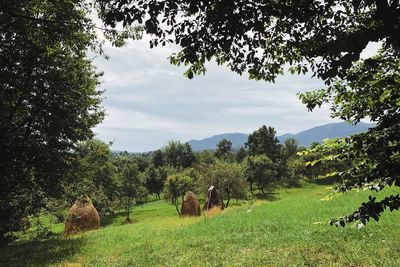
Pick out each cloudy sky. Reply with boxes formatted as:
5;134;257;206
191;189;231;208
92;37;379;152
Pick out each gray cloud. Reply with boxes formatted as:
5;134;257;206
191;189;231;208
93;39;376;152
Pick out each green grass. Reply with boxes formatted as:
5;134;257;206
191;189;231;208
2;183;400;266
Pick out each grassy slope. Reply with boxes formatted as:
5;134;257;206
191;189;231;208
2;184;400;266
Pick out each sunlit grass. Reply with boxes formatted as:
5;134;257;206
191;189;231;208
2;183;400;266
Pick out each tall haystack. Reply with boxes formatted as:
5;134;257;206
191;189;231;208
64;195;100;237
181;191;201;216
203;186;225;211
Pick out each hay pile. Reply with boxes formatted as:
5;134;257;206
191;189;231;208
64;195;100;237
203;186;225;211
180;191;201;216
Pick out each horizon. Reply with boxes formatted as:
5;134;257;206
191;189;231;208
109;121;374;153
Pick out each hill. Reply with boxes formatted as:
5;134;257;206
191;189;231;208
188;122;374;150
3;183;400;266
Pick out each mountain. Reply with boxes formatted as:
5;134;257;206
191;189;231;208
187;122;374;151
188;133;248;151
277;122;374;147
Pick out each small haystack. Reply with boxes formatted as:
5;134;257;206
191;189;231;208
64;195;100;237
203;186;225;211
181;191;201;216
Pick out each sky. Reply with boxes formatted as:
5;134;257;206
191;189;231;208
92;38;379;152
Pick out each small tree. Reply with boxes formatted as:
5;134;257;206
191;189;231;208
245;155;277;194
164;174;193;215
120;163;140;221
199;161;247;207
144;165;166;199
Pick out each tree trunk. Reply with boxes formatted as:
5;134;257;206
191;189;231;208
175;197;181;216
226;191;230;208
126;197;131;220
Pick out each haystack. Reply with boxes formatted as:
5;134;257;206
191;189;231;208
181;191;201;216
64;195;100;237
203;186;225;211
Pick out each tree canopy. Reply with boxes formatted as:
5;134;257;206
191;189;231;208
98;0;399;82
0;0;104;241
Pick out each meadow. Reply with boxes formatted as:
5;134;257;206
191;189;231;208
2;182;400;267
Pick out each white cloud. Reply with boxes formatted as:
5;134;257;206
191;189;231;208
93;38;342;152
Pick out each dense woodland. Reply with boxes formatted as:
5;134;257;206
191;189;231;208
1;2;400;266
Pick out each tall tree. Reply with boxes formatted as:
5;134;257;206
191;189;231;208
246;126;282;162
66;139;117;213
120;163;140;221
163;141;196;169
284;138;299;158
0;0;104;241
215;139;233;159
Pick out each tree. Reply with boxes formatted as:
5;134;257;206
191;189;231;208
152;149;164;168
235;147;247;163
284;138;299;159
163;141;196;169
215;139;233;159
144;165;166;199
300;48;400;227
163;174;193;215
66;139;118;214
246;126;282;162
245;155;277;194
196;150;216;165
199;161;247;207
97;1;400;224
120;163;141;221
0;0;104;241
97;1;399;82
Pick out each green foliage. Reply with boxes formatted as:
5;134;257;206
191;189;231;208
164;173;193;215
163;141;196;169
235;147;247;163
71;140;118;202
246;125;282;162
245;155;277;194
196;150;216;165
199;161;247;207
215;139;233;160
283;138;299;158
0;0;104;241
98;1;400;82
120;163;141;220
151;149;164;168
144;165;166;199
299;48;400;226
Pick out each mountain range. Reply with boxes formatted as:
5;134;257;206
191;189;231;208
187;122;374;151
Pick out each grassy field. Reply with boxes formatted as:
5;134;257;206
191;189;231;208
2;183;400;266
